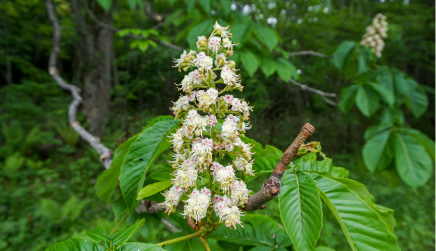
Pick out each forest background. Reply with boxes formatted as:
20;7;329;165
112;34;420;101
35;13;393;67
0;0;434;250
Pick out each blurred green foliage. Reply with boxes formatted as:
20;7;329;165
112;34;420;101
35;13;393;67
0;0;434;250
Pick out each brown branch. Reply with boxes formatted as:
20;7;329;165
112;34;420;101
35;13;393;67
46;0;112;169
277;77;338;106
244;123;315;211
289;50;329;58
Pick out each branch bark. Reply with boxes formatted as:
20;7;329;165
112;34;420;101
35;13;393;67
289;50;329;58
244;123;315;211
277;77;338;106
46;0;112;169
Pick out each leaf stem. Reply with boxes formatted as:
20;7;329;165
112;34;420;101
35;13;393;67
110;212;129;235
157;228;205;246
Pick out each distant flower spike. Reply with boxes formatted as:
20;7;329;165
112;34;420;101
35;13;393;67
361;13;388;58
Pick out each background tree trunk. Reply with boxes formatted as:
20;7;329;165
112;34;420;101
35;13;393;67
71;0;113;137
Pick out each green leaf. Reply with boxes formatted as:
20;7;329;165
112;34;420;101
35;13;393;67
392;69;408;102
375;67;395;105
364;124;393;140
137;180;172;200
369;82;395;107
332;41;355;69
119;117;180;209
46;238;105;251
85;230;111;243
362;128;394;172
209;215;291;248
339;85;358;113
400;128;435;160
310;173;400;251
337;178;397;234
261;58;276;77
276;58;297;82
255;24;278;51
279;170;322;250
199;0;211;14
231;23;250;45
96;0;112;11
126;0;143;10
117;243;166;251
62;196;87;221
293;153;332;173
240;137;282;181
357;45;372;74
405;80;428;118
355;85;379;117
187;20;214;46
95;134;139;202
394;131;433;187
112;219;145;246
40;199;62;223
241;50;259;77
220;0;231;16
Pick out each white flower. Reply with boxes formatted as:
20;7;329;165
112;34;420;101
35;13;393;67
213;21;231;37
223;94;233;104
215;53;227;67
233;156;254;176
173;161;198;189
183;188;211;222
172;95;190;117
213;164;236;193
188;91;196;102
231;180;250;206
361;13;388;58
170;130;184;152
222;119;238;139
222;206;244;229
208;36;221;54
225;141;234;152
213;195;233;215
189;70;202;85
207;115;217;127
162;186;184;213
221;64;240;87
197;88;218;108
222;37;236;52
195;52;213;72
173;50;196;70
197;36;207;50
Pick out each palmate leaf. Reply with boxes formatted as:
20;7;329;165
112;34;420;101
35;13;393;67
119;116;180;209
310;172;400;251
45;238;105;251
394;131;433;187
278;170;323;251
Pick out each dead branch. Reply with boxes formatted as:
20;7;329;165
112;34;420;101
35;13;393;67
244;123;315;211
46;0;112;169
289;50;329;58
277;77;337;106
